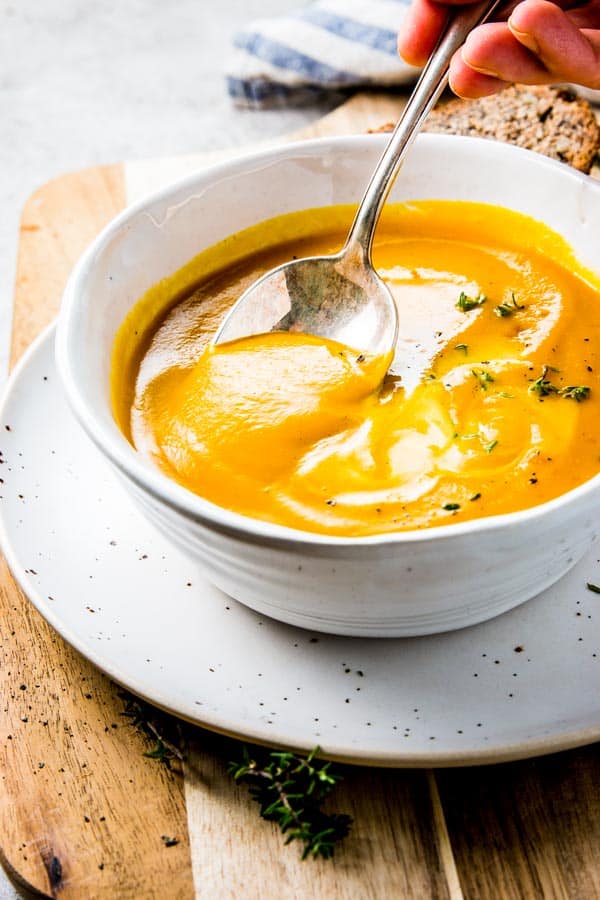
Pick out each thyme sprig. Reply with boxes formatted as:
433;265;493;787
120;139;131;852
119;690;185;768
559;385;590;402
494;292;525;317
229;746;352;860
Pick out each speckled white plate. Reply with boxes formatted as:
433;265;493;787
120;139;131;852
2;325;600;766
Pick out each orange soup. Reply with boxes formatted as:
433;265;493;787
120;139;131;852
112;202;600;536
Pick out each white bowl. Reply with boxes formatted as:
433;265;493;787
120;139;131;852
55;134;600;637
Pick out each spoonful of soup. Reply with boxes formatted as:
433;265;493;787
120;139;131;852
213;0;501;357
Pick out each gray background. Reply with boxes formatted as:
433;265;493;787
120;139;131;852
0;0;336;374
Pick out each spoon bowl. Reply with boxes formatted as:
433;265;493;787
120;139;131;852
213;246;398;356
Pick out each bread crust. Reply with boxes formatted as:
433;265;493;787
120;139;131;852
371;85;600;174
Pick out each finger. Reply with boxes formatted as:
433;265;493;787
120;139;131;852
508;0;600;87
398;0;451;67
448;47;514;96
398;0;522;66
461;21;550;83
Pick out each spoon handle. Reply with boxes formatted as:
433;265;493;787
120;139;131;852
345;0;503;261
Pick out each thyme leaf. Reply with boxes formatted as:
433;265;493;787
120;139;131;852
457;291;486;312
494;293;525;317
472;368;495;390
559;385;590;402
528;366;559;398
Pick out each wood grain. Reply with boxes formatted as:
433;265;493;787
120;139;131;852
437;746;600;900
2;163;195;898
285;90;407;140
183;733;454;900
12;164;125;365
0;557;193;899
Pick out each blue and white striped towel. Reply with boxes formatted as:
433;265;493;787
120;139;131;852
227;0;420;108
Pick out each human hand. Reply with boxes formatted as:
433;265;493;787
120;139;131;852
398;0;600;97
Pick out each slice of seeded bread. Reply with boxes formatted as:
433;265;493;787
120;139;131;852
371;85;600;174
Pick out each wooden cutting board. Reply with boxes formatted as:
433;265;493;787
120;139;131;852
2;92;600;900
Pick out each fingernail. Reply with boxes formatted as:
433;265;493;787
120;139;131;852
461;48;500;78
508;20;541;55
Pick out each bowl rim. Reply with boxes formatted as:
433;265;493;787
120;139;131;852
55;131;600;552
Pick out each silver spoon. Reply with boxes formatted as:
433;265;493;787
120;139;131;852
214;0;501;355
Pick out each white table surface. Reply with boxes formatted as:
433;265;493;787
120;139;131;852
0;1;340;895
